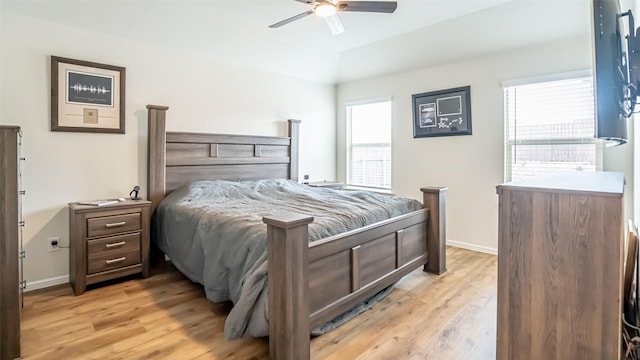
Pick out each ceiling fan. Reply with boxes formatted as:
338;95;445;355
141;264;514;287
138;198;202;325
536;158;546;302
269;0;398;35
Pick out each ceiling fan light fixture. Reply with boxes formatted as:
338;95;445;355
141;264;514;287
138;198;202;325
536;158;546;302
268;1;397;32
315;4;337;17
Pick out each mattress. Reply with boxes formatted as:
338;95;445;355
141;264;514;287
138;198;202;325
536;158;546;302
152;178;422;338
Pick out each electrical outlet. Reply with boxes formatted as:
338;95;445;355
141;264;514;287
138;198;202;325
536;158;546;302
48;236;61;252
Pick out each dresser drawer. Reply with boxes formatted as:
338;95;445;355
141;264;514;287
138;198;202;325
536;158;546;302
87;213;141;238
88;233;140;259
88;249;141;274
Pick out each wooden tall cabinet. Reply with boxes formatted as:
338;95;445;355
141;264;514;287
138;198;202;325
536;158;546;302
496;171;624;360
0;126;23;360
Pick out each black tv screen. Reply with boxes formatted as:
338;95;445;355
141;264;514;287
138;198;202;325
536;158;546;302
591;0;629;145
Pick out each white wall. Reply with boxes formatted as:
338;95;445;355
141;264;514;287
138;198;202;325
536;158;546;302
337;35;634;253
626;0;640;227
0;8;336;287
615;0;636;224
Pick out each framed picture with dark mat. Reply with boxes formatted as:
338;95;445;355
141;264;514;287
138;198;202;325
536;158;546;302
412;86;472;138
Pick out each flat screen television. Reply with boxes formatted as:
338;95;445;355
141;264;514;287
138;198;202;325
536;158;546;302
591;0;631;145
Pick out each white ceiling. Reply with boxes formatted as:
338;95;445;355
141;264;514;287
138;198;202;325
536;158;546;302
4;0;592;83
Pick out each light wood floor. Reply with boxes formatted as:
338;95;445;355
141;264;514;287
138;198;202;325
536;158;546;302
21;247;497;359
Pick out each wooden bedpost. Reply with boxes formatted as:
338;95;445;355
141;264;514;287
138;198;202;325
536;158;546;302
147;105;169;270
288;119;301;182
421;187;447;274
147;105;169;215
263;213;314;360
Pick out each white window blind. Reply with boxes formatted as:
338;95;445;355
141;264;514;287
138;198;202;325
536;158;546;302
346;99;392;190
504;76;602;182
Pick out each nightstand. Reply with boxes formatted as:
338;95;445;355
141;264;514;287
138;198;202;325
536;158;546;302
307;181;344;190
69;199;151;295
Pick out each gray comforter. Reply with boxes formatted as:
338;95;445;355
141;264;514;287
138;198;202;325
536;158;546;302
153;179;422;339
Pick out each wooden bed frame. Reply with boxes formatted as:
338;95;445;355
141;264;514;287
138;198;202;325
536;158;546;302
146;105;447;360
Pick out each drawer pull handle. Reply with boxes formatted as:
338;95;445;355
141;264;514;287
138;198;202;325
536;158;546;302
105;257;126;265
105;241;126;248
105;222;126;228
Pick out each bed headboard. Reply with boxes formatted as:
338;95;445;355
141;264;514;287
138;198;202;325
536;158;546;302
147;105;300;214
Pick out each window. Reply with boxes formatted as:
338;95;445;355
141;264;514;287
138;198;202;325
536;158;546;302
346;99;392;190
504;74;602;182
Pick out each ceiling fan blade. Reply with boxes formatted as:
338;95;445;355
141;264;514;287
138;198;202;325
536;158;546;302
269;9;315;28
335;1;397;13
292;0;318;4
324;14;345;35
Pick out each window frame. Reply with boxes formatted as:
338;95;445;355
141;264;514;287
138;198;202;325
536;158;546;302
502;71;603;182
345;97;393;191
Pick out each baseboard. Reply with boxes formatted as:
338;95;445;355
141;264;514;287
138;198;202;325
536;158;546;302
22;242;492;292
25;275;69;292
447;239;497;255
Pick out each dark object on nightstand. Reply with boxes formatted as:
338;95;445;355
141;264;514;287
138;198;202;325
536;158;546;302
307;181;344;190
129;185;141;200
69;199;151;295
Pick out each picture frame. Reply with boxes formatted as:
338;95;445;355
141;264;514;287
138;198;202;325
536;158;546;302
51;56;126;133
412;86;472;138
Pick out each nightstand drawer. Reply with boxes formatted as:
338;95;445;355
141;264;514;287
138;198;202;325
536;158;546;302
88;233;140;259
87;213;141;238
88;249;141;274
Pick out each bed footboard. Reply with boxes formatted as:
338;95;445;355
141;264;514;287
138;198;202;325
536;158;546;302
263;187;446;360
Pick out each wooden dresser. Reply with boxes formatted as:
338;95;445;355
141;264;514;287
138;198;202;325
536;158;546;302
0;126;23;360
69;200;151;295
496;171;624;360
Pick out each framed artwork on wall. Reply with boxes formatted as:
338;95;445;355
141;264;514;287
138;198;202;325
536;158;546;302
51;56;126;133
412;86;472;138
